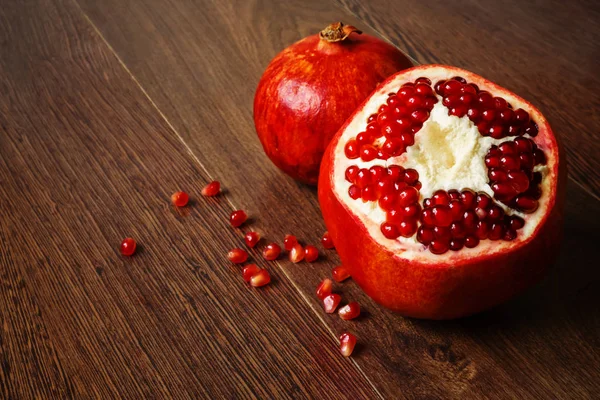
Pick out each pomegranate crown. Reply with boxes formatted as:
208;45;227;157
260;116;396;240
319;22;362;42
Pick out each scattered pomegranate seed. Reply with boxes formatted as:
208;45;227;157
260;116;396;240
242;264;260;282
171;191;189;207
230;210;247;228
227;248;248;264
120;237;136;256
321;231;335;249
201;181;221;196
316;278;333;300
332;266;350;282
304;245;319;262
263;243;281;261
250;269;271;287
323;294;342;313
283;234;298;251
289;244;305;263
338;302;360;320
339;332;357;357
244;231;260;248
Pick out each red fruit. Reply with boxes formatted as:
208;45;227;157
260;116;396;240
338;302;361;320
283;234;298;251
250;269;271;287
323;294;342;313
253;22;412;184
244;231;260;248
263;243;281;261
304;245;319;262
120;238;136;256
332;266;351;282
316;278;333;300
227;248;248;264
321;231;335;249
339;332;357;357
230;210;247;228
201;181;221;197
318;65;565;319
289;244;305;263
171;191;189;207
242;264;261;282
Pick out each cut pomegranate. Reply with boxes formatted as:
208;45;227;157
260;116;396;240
316;278;333;300
339;332;357;357
283;234;298;251
120;237;136;256
171;191;189;207
263;243;281;261
332;266;351;282
304;245;319;262
323;294;342;313
338;302;361;320
229;210;248;228
244;231;260;248
289;244;305;263
242;264;260;282
318;65;565;319
321;231;335;249
201;181;221;196
250;269;271;287
227;248;248;264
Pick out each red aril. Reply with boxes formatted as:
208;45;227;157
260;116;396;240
171;191;189;207
338;302;361;320
289;244;305;263
244;231;260;248
230;210;247;228
120;238;137;256
304;245;319;262
316;278;333;300
339;332;357;357
321;231;335;249
332;266;351;282
250;269;271;287
227;248;248;264
201;181;221;197
263;243;281;261
318;65;565;319
254;22;412;184
283;234;298;251
242;264;261;282
323;294;342;313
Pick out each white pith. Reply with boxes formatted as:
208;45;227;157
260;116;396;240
333;66;556;262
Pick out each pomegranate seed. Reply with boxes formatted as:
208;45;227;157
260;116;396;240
321;231;335;249
433;226;451;242
432;206;453;227
398;186;419;206
432;190;450;205
339;332;357;357
250;269;271;287
345;165;359;182
355;168;371;188
171;191;189;207
289;244;305;263
369;165;386;181
120;237;137;256
360;145;377;161
201;181;221;197
244;231;260;248
387;165;404;181
339;302;361;320
344;139;359;159
227;248;248;264
263;243;281;261
316;278;333;300
509;216;525;230
449;238;464;251
399;220;418;237
429;240;449;254
283;234;298;251
356;131;373;147
304;245;319;262
403;169;419;185
332;266;351;282
515;196;538;213
242;264;260;282
417;227;435;244
230;210;248;228
380;222;400;239
323;294;342;313
348;185;361;199
464;236;479;248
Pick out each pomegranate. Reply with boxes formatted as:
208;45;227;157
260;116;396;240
254;22;412;184
318;65;565;319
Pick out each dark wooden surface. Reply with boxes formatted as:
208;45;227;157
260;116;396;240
1;0;599;398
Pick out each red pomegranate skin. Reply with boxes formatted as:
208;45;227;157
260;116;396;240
318;66;566;320
254;29;412;185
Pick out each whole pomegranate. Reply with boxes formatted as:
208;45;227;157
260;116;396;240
318;65;565;319
254;22;413;185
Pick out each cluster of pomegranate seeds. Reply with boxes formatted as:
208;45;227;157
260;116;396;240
434;76;539;139
344;77;438;161
244;231;260;248
250;269;271;287
289;244;304;263
120;237;137;256
201;181;221;197
323;294;342;313
304;245;319;262
316;278;333;300
242;264;260;282
230;210;248;227
171;191;189;207
332;266;350;282
283;234;298;251
486;137;545;212
321;231;335;249
262;243;281;261
417;189;525;254
338;302;361;320
339;333;357;357
227;248;249;264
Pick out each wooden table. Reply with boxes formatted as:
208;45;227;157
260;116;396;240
1;0;599;398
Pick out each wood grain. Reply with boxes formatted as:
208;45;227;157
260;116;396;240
76;0;600;398
0;0;380;398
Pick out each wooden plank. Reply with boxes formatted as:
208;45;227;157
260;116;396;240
0;0;379;397
334;0;600;198
76;0;600;397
